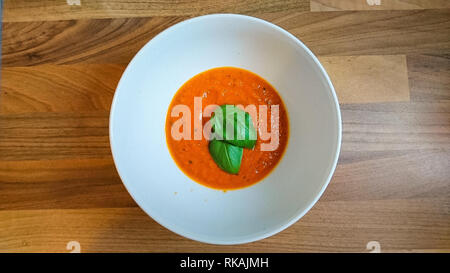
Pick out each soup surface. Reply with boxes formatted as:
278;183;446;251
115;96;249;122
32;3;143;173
165;67;289;190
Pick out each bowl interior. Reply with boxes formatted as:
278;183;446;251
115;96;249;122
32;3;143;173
110;14;341;244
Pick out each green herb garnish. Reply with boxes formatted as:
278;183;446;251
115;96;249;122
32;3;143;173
211;105;257;149
208;105;257;174
209;140;243;175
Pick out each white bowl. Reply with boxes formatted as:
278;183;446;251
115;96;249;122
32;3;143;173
110;14;341;244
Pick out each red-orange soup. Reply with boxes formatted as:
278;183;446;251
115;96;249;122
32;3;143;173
165;67;289;190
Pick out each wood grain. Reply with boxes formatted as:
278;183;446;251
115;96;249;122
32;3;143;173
1;17;184;66
0;199;448;252
1;148;448;211
339;102;450;156
0;112;110;161
0;101;448;210
319;55;410;103
407;54;450;101
2;0;310;22
0;157;136;210
329;150;450;201
272;9;450;56
0;64;124;113
311;0;450;11
0;56;409;113
2;9;450;67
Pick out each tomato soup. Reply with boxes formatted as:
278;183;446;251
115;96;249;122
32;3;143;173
165;67;289;190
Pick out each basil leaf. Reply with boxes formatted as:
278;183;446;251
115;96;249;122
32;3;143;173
211;105;257;149
209;140;243;174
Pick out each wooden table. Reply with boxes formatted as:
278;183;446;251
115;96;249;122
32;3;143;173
0;0;449;253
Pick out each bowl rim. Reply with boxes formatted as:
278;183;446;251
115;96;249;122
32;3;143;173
109;13;342;245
